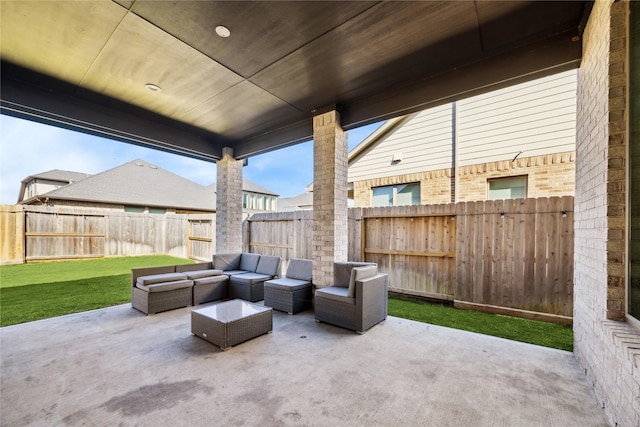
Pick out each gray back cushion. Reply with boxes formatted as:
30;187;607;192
348;265;378;297
333;262;375;288
239;253;261;272
213;253;241;271
256;255;281;276
286;258;312;281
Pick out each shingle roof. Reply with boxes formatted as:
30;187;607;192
32;159;217;211
21;160;278;212
278;192;313;211
21;169;92;184
241;179;279;196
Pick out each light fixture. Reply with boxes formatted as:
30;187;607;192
215;25;231;38
145;83;162;93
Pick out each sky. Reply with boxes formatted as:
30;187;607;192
0;114;382;204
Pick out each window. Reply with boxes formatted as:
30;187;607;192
629;2;640;322
372;183;420;207
148;208;166;215
124;206;144;213
488;176;527;200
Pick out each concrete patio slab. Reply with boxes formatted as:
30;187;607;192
1;303;609;426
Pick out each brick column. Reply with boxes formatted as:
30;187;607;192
215;147;243;253
312;109;348;288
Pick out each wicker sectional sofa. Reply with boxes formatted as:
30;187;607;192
131;253;282;314
213;253;282;302
131;262;227;315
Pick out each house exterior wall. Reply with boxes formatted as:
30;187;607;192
349;105;453;182
457;70;576;165
23;179;66;201
574;1;640;426
353;151;575;206
349;69;577;207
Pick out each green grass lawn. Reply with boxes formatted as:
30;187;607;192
0;255;193;326
388;295;573;351
0;257;573;351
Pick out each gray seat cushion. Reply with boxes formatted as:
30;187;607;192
136;272;187;287
193;274;228;285
256;255;280;276
315;286;355;304
286;258;312;281
184;269;223;280
264;277;311;291
230;272;273;285
136;279;193;293
223;270;249;276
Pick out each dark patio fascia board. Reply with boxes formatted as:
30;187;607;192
342;29;584;132
0;62;226;162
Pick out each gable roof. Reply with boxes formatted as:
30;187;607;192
20;160;279;212
21;169;92;184
241;179;279;197
277;192;313;212
25;159;217;211
17;169;93;203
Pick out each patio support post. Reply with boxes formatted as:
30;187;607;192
215;147;243;253
312;108;348;288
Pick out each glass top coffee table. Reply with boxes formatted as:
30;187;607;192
191;299;273;351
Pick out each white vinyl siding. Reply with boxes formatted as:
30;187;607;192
348;70;576;183
349;104;452;182
457;70;576;166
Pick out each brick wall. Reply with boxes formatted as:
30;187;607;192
574;1;640;426
352;151;575;206
312;110;349;287
215;147;243;253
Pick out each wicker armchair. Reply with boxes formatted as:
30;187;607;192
315;262;388;333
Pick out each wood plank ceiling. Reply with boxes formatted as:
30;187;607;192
0;1;591;161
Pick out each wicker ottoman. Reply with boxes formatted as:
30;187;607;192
191;299;272;351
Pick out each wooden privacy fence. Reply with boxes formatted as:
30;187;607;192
2;197;574;322
246;196;574;323
0;205;215;264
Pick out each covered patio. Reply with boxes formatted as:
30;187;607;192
2;1;639;425
1;303;608;426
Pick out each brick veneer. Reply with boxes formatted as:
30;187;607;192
574;1;640;426
215;147;243;253
352;151;575;206
312;110;349;287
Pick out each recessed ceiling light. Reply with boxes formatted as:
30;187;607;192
215;25;231;38
145;83;162;93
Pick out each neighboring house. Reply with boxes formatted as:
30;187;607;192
18;159;278;214
277;183;314;212
18;170;92;203
278;192;313;212
348;69;577;207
